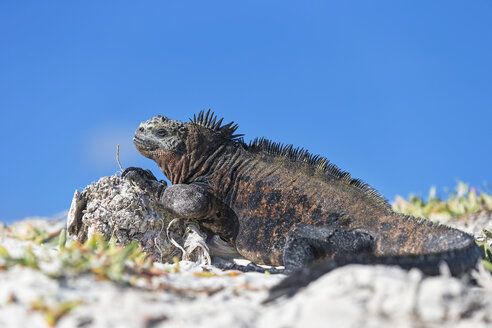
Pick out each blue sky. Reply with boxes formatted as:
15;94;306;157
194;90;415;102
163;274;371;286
1;1;491;223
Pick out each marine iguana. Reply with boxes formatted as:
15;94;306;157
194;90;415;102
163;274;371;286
123;110;482;299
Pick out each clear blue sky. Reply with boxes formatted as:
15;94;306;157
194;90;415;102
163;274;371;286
1;1;491;223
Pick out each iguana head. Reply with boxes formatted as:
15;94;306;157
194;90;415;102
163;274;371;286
134;115;188;157
133;110;242;183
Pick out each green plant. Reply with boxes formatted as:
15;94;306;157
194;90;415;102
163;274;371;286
392;181;492;220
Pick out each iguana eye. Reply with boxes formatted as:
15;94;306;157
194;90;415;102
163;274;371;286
155;129;167;137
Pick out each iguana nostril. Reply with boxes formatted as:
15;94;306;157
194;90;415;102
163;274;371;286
138;127;144;132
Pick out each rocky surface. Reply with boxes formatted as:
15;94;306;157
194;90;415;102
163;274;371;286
67;175;212;264
0;216;491;328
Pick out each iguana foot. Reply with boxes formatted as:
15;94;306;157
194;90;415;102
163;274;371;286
122;167;167;199
283;224;374;271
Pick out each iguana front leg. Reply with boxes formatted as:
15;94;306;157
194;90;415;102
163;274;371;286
122;167;212;219
160;183;213;218
223;221;375;275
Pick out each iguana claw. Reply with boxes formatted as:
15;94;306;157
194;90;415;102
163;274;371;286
122;167;167;199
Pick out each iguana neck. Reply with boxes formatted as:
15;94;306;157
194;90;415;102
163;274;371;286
160;142;244;185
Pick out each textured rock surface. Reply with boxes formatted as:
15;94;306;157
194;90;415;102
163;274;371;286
260;265;492;328
1;217;491;328
67;175;210;264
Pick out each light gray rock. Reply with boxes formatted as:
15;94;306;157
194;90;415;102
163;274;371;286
66;174;211;264
259;265;492;328
1;218;492;328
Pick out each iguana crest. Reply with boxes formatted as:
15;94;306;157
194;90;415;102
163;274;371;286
246;137;390;209
191;109;243;141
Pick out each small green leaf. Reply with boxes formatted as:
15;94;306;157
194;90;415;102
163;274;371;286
172;257;180;272
120;241;139;260
0;245;10;259
21;247;39;269
482;242;492;261
482;260;492;273
58;229;67;249
483;229;492;239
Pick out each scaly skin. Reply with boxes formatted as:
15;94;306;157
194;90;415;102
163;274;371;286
125;110;482;299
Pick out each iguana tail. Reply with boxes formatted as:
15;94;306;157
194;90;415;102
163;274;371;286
265;221;482;303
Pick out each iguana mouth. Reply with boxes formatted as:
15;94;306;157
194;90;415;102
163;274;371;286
133;136;158;151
